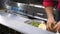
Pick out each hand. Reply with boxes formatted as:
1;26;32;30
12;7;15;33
47;18;56;31
53;21;60;32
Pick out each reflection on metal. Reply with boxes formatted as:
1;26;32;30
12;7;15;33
29;4;45;8
34;16;47;21
26;14;47;21
28;4;56;11
5;5;11;10
17;3;27;7
5;1;28;9
37;13;44;16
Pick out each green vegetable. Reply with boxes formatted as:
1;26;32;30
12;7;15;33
31;20;39;27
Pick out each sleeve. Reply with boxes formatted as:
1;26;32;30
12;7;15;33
43;0;54;7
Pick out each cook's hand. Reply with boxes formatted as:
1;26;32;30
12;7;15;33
47;18;56;31
53;21;60;32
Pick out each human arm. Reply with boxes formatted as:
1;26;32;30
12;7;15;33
43;0;56;31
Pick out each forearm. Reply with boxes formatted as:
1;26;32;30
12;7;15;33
45;7;54;19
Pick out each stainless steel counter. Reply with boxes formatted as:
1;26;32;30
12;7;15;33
0;12;55;34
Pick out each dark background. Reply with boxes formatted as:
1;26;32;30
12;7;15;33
11;0;43;4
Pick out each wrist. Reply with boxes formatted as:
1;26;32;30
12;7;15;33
48;15;54;19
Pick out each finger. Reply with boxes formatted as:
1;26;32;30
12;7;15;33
46;22;53;31
47;28;50;31
46;24;49;30
49;23;53;30
59;28;60;32
55;26;59;32
47;26;52;31
54;24;59;31
46;22;49;29
46;23;51;31
53;24;58;30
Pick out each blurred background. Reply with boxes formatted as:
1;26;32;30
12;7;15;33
0;0;57;34
0;0;43;9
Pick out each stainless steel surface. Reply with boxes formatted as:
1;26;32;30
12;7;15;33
4;1;48;21
5;1;28;10
4;1;55;10
0;11;55;34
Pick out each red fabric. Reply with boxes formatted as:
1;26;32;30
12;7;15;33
43;0;60;11
58;1;60;11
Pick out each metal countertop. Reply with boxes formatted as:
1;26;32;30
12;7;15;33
0;13;55;34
